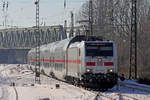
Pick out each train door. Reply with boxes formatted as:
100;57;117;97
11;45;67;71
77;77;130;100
78;48;81;78
67;47;80;78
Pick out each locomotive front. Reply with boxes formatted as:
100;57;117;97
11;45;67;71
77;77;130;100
81;41;118;89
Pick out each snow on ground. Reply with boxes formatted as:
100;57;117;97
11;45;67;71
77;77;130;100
14;84;95;100
0;64;96;100
0;64;150;100
101;80;150;100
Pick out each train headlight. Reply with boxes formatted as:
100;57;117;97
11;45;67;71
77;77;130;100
108;69;113;73
86;68;92;73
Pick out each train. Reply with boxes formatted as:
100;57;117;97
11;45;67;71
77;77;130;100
28;35;118;90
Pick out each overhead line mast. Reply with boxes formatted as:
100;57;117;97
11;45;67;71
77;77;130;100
2;1;9;29
89;0;93;36
35;0;41;84
70;11;74;37
129;0;137;79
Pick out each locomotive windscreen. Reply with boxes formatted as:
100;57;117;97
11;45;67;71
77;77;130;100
85;43;113;56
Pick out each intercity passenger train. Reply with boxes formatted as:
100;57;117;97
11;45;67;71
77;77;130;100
28;35;118;89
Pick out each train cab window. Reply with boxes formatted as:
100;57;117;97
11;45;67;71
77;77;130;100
86;43;113;57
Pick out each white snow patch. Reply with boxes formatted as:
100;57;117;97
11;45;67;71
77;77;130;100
15;84;95;100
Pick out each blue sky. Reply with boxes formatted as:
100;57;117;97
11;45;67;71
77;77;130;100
0;0;86;28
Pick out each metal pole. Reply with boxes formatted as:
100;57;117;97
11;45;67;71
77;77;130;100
35;0;40;84
89;0;93;36
70;11;74;37
129;0;137;79
3;1;8;29
64;20;67;36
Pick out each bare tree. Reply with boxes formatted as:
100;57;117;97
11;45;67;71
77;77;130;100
77;0;150;79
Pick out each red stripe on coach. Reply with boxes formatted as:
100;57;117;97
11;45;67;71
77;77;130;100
30;59;81;64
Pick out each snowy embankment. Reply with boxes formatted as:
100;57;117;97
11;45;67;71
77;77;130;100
100;80;150;100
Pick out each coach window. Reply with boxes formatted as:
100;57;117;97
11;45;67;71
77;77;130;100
79;48;80;56
58;64;59;71
60;64;62;71
49;57;51;67
51;57;53;68
59;64;61;71
30;57;32;65
53;57;55;67
55;64;57;71
46;62;48;67
43;57;44;66
55;64;57;70
48;59;50;68
48;62;49;68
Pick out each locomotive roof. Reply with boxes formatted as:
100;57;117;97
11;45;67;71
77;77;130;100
67;35;103;48
49;35;103;49
29;35;104;53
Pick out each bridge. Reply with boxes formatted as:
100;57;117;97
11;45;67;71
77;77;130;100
0;25;84;64
0;25;67;49
0;25;85;49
